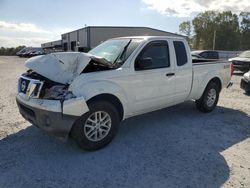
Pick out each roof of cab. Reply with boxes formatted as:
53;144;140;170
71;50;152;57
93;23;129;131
111;36;185;41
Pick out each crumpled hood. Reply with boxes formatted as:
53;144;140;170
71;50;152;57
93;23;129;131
25;52;99;84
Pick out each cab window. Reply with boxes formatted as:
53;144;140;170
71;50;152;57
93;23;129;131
135;41;170;70
174;41;188;66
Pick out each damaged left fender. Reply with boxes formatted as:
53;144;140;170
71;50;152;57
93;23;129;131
69;79;129;119
63;96;89;116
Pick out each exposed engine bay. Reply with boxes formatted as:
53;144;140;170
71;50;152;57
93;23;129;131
21;70;73;100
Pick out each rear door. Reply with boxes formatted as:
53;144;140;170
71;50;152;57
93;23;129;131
172;40;193;103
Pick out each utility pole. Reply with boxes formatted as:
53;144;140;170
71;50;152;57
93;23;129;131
213;30;216;50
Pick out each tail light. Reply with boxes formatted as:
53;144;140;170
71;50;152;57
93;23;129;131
230;63;234;77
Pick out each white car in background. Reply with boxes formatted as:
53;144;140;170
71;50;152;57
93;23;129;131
241;71;250;93
229;50;250;72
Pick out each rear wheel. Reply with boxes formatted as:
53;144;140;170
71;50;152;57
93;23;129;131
71;100;120;151
196;82;220;113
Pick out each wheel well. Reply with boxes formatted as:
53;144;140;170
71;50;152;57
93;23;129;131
208;77;222;91
87;94;124;121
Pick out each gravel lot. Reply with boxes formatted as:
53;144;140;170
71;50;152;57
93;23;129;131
0;56;249;188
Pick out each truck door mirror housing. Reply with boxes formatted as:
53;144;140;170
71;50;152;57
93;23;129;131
136;57;153;70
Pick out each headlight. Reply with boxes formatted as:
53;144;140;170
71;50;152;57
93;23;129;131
43;85;75;100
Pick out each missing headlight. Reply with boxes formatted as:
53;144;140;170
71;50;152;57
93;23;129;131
43;85;75;100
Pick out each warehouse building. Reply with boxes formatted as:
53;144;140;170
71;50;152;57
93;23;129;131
41;40;62;53
42;26;183;52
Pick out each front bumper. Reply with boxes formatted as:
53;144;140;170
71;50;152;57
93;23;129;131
240;79;250;92
16;94;89;139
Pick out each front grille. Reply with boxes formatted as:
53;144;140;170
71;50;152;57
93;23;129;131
33;83;41;96
19;78;30;94
18;76;44;98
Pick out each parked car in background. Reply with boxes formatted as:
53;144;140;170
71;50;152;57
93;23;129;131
218;51;240;60
16;47;44;57
16;47;30;57
229;50;250;72
16;48;28;57
191;54;203;59
26;50;45;57
241;71;250;93
192;50;219;59
31;50;45;56
22;50;35;57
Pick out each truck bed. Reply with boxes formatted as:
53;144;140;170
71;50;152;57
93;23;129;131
188;59;231;100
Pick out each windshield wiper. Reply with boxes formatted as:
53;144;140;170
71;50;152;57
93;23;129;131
113;39;132;65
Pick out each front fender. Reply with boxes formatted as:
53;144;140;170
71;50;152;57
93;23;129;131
69;79;129;116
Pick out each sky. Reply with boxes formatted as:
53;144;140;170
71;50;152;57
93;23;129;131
0;0;249;47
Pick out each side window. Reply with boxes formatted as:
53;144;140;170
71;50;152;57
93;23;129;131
201;52;208;58
135;41;170;70
209;52;219;59
207;52;212;58
173;41;188;66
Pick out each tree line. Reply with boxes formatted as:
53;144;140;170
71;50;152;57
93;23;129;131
0;46;26;56
179;11;250;51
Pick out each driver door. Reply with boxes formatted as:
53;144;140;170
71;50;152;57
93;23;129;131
128;40;176;114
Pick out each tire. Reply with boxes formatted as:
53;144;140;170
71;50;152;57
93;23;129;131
195;82;220;113
71;100;120;151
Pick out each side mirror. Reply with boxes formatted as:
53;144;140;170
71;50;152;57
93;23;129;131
136;57;153;70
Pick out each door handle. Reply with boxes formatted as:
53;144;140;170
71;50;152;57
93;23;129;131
166;73;175;77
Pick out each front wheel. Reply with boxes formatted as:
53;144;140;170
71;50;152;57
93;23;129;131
71;100;120;151
196;82;220;113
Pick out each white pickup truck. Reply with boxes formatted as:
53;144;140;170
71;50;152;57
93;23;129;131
16;36;232;150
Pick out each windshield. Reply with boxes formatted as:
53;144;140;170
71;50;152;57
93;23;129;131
88;39;142;65
239;51;250;58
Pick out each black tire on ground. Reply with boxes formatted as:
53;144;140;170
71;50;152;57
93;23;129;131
71;100;120;151
195;82;220;113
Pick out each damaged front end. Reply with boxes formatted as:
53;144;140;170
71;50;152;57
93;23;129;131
18;70;68;99
16;52;118;139
16;69;89;139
